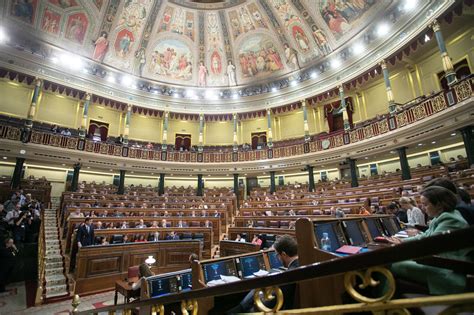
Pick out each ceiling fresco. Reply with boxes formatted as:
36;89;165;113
4;0;391;88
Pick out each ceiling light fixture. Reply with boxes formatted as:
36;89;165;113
121;75;134;87
403;0;417;11
377;23;390;37
352;42;365;55
310;72;318;79
331;58;342;69
107;75;116;84
424;34;430;42
0;27;8;43
451;132;456;136
232;93;239;99
431;141;436;144
271;87;277;92
290;80;298;87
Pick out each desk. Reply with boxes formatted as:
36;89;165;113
114;279;140;305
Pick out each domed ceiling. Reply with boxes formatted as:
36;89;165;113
0;0;452;113
4;0;388;86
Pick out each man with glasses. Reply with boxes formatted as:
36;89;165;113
226;235;299;313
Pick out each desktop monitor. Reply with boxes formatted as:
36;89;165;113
365;218;383;238
179;271;192;292
314;222;344;250
381;217;401;236
203;259;238;283
238;254;266;278
342;220;366;246
267;251;283;269
148;275;179;298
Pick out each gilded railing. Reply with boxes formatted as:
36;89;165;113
0;77;472;164
34;208;46;305
72;226;474;314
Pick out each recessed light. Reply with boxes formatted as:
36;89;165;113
364;157;368;159
87;166;90;169
451;133;456;136
271;87;277;92
290;80;298;87
331;58;342;69
376;23;390;37
418;143;423;146
107;75;116;83
403;0;417;11
110;169;113;172
431;141;436;144
2;156;7;160
424;34;430;42
352;42;365;55
150;173;154;175
310;72;318;79
61;163;65;166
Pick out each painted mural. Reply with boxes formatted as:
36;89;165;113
10;0;38;24
158;5;195;42
238;35;284;78
205;12;227;86
228;4;268;39
41;7;61;35
93;0;104;10
65;12;88;44
104;0;154;71
146;39;193;81
320;0;376;38
48;0;78;9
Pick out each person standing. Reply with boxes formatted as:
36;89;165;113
0;238;18;292
76;217;95;248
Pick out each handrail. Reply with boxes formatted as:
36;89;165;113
77;225;474;314
34;208;46;305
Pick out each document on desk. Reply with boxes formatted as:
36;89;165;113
220;275;241;283
253;270;269;277
395;231;409;238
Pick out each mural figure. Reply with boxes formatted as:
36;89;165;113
284;43;299;69
198;61;208;86
93;0;103;10
48;0;78;9
292;26;310;52
147;40;193;81
11;0;37;24
41;8;60;35
239;36;283;78
210;51;222;75
226;61;237;86
320;0;375;38
114;30;135;58
311;25;332;55
134;48;146;76
92;32;109;62
65;13;88;44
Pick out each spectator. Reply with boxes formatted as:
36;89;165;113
399;197;425;226
235;234;245;242
251;235;262;246
131;263;154;291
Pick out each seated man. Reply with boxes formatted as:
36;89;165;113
226;235;299;313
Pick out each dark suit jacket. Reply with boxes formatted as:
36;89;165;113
76;224;95;246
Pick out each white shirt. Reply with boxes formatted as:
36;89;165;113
407;207;426;226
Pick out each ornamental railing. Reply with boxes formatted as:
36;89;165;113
72;225;474;315
1;76;472;163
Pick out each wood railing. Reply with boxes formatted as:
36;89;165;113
73;225;474;314
1;76;472;164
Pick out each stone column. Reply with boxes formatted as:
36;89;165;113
198;113;204;152
430;19;457;86
71;163;81;192
380;60;396;114
269;171;276;194
158;173;165;196
302;99;310;142
233;173;239;209
162;111;169;151
460;126;474;167
79;93;91;139
197;174;203;196
307;165;315;192
118;170;126;195
347;158;359;188
267;109;273;148
123;105;132;146
397;147;411;180
233;113;238;151
339;85;350;131
25;78;42;129
11;158;25;189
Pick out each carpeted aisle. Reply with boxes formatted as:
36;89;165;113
0;282;116;315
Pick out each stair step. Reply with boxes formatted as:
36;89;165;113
45;256;63;263
45;284;68;299
45;267;64;275
46;261;63;269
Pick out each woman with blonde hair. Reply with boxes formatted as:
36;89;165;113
399;197;425;226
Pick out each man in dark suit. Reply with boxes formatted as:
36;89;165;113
226;235;299;313
76;217;95;248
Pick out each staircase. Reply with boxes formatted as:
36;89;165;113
43;208;69;299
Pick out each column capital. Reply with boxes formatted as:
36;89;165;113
199;113;204;119
34;78;42;87
85;93;92;101
338;85;344;93
232;113;237;119
266;108;271;114
379;59;387;69
127;104;132;112
301;99;307;107
164;111;169;118
430;19;441;32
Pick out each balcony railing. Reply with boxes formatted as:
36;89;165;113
0;76;472;163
